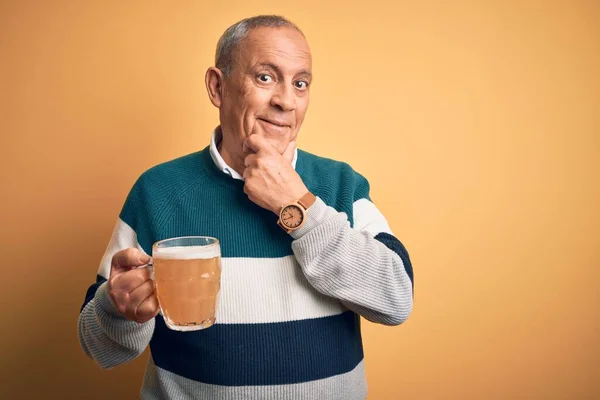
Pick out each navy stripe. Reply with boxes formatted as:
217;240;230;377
149;311;364;386
80;274;107;312
375;232;414;291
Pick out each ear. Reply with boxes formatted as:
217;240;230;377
205;67;224;108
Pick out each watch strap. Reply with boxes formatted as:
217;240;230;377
297;192;316;210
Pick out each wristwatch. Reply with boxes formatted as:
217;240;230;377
277;192;317;233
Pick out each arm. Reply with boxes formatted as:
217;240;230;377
290;197;414;326
77;218;155;369
239;134;413;325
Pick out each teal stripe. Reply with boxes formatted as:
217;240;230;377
297;150;371;229
119;148;372;258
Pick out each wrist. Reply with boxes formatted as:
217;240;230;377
276;191;317;233
95;282;126;319
271;185;309;215
289;197;338;239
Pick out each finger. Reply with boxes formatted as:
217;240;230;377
244;153;258;167
244;134;276;155
110;267;152;294
128;279;155;311
111;248;151;275
134;293;160;323
282;140;296;163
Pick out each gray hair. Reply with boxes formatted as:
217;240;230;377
215;15;304;77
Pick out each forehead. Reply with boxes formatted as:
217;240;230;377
239;26;312;71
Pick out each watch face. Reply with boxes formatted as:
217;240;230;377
281;205;304;228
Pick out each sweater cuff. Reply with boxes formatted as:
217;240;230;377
290;197;339;240
94;281;127;319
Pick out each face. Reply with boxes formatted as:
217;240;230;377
217;26;312;156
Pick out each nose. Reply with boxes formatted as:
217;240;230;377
270;82;296;112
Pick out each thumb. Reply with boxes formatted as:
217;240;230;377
111;248;151;275
282;141;296;163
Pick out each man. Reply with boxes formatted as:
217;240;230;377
78;15;414;400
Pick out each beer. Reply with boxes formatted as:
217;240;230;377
152;239;221;331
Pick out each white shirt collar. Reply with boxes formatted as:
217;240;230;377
209;127;298;181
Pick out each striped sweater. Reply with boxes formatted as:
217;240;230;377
78;143;414;400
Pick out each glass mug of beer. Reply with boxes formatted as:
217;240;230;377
146;236;222;331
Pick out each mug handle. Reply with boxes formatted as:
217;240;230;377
136;261;161;316
137;261;154;277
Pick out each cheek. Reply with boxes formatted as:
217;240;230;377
295;99;309;126
241;82;269;110
245;90;273;124
238;88;260;130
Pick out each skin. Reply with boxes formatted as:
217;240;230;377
108;249;158;323
205;26;312;213
108;26;313;322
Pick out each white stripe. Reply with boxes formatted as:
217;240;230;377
352;198;394;237
97;218;147;279
98;220;345;324
141;357;367;400
216;256;346;324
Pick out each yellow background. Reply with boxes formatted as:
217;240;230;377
1;1;598;399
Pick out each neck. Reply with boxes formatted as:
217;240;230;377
217;130;246;177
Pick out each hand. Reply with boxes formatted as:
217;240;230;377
107;248;159;323
242;134;308;214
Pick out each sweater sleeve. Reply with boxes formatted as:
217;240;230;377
77;218;155;369
290;193;414;326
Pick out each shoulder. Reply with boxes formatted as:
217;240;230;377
298;149;370;202
119;149;208;228
121;149;208;215
132;150;206;193
298;149;364;178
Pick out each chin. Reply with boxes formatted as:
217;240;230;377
267;137;289;154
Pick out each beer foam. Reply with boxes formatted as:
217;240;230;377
154;245;220;260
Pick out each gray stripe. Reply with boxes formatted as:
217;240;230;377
140;356;367;400
291;198;413;326
78;283;154;369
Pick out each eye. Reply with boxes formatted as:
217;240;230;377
258;74;273;83
295;80;309;90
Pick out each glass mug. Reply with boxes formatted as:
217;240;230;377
144;236;222;331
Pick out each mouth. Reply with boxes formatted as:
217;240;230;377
257;118;290;129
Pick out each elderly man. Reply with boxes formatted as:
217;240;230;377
78;15;413;400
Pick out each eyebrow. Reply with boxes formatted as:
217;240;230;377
257;62;312;80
